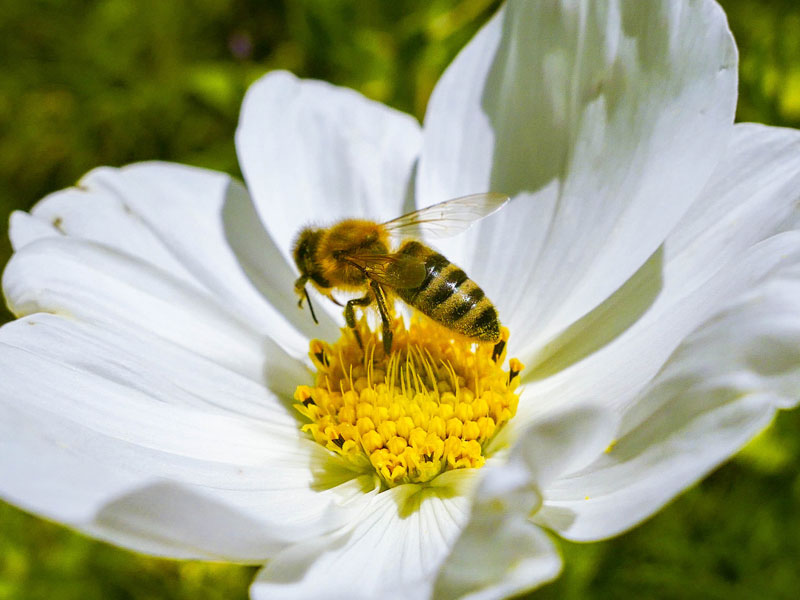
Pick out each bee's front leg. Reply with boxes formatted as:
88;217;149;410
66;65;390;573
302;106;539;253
294;276;308;306
294;276;319;324
344;294;373;350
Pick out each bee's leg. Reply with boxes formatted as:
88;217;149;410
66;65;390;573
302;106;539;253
370;282;393;354
324;292;343;307
344;294;373;350
294;276;319;324
293;276;307;305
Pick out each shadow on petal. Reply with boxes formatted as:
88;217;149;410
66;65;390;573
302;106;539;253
221;179;340;345
526;246;664;378
92;482;299;563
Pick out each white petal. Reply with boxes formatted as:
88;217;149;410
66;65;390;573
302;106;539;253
251;483;469;600
433;404;614;599
433;518;559;600
521;124;800;422
9;162;333;359
86;481;344;562
1;313;295;422
503;403;618;490
537;264;800;540
236;71;421;268
2;236;306;392
418;0;737;352
0;315;366;560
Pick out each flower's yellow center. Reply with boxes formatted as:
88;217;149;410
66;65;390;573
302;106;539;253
294;316;523;488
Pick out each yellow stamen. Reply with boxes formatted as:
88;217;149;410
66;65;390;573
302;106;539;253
294;316;523;488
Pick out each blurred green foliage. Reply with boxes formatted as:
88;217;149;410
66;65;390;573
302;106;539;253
0;0;799;598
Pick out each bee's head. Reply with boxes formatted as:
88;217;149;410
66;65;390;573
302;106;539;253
292;227;318;277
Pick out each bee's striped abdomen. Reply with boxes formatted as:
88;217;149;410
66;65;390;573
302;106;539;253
395;241;500;342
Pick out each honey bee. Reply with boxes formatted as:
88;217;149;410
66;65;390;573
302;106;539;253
292;193;509;354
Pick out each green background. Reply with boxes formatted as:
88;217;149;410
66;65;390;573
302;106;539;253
1;1;799;598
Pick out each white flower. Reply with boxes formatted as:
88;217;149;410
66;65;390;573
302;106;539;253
2;0;800;598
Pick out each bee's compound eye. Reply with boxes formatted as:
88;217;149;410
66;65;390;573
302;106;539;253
292;228;316;270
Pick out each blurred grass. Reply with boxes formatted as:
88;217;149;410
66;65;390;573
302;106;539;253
0;0;799;598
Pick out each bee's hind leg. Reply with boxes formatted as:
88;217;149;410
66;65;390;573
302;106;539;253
344;294;372;350
370;282;393;355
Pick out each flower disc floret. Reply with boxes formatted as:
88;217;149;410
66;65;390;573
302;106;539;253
294;316;522;488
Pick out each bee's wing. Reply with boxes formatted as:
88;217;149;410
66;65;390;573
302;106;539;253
344;253;428;290
382;192;510;240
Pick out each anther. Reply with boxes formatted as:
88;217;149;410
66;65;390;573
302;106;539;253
508;358;524;383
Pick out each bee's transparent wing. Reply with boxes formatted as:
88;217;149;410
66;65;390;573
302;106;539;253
344;253;428;289
382;192;510;240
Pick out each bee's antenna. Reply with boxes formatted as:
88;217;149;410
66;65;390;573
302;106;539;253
304;287;319;324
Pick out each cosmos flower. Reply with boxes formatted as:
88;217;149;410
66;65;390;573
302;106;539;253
2;0;800;598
